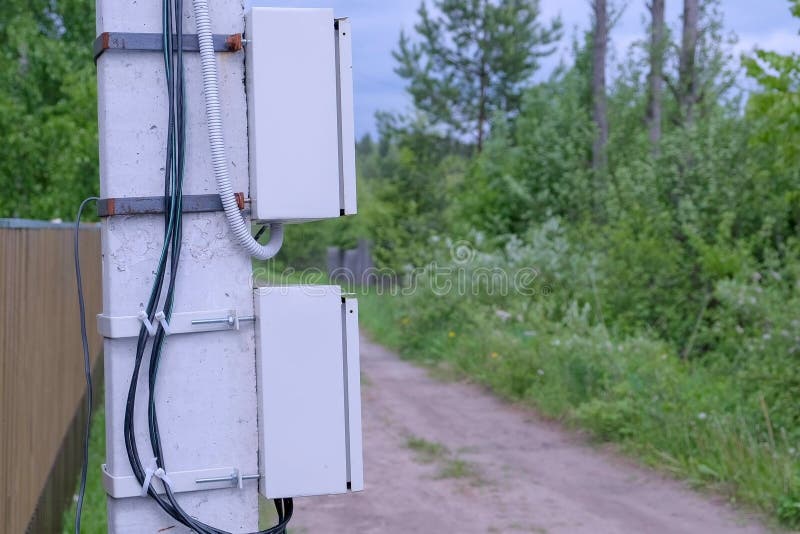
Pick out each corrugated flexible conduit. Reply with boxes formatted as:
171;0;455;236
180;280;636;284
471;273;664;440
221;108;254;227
193;0;283;260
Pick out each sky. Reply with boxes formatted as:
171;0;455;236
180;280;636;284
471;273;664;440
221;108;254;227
249;1;800;137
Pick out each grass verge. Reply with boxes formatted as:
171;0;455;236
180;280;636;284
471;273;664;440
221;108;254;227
358;291;800;529
61;405;106;533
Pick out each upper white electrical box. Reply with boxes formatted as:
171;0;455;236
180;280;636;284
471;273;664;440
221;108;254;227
254;285;363;498
245;8;357;222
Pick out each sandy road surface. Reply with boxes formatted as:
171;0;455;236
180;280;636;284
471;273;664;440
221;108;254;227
290;335;773;534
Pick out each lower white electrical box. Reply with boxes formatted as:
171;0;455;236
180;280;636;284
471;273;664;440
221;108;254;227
254;285;363;498
245;8;357;222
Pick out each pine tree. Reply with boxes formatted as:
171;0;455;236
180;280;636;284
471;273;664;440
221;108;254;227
394;0;562;152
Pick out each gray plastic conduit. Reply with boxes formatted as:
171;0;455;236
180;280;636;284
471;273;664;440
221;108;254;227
192;0;283;260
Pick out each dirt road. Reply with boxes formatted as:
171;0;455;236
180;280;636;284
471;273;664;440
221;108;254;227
290;335;772;534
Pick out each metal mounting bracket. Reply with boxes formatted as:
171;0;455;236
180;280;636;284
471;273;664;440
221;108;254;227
94;31;243;62
97;309;255;339
102;464;259;499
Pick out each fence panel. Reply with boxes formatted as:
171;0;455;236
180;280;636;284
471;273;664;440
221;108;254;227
0;220;102;533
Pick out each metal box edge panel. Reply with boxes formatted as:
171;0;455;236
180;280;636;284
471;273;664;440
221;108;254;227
343;297;364;491
335;18;357;216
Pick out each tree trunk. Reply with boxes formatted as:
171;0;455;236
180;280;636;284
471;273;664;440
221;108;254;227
477;63;487;153
591;0;608;172
679;0;699;126
646;0;665;150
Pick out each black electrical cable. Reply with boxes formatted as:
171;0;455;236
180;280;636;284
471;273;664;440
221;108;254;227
73;196;99;534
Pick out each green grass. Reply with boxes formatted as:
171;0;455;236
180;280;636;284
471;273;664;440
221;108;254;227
406;436;448;462
405;435;481;482
62;405;107;533
437;458;478;481
359;291;800;529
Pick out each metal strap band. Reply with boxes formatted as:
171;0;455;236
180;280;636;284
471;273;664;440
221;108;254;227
94;32;243;62
97;193;246;217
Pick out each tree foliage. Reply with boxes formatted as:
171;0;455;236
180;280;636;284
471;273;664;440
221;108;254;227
394;0;562;151
351;1;800;525
0;0;98;219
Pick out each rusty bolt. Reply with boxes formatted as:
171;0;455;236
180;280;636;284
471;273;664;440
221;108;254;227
225;33;243;52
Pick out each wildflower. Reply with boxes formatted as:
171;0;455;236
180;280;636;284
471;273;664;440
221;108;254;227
697;412;707;421
490;352;500;359
401;317;410;326
537;369;544;376
448;331;456;338
495;309;512;321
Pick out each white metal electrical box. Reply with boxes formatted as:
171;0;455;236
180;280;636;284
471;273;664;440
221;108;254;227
254;285;363;498
245;8;357;222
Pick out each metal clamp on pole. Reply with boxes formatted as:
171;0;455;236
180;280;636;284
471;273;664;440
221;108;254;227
102;464;259;499
196;469;260;490
94;31;243;62
98;308;255;339
97;193;247;217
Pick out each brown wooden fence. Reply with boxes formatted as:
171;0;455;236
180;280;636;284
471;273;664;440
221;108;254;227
0;219;102;533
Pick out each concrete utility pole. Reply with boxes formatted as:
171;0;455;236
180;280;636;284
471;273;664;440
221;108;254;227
96;0;258;531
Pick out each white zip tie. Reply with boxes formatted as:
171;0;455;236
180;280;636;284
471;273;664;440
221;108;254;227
154;311;173;335
140;458;175;496
137;311;158;336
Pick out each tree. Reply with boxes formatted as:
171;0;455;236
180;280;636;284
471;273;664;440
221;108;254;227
678;0;699;126
591;0;608;173
646;0;665;148
394;0;562;152
0;0;98;219
742;0;800;243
